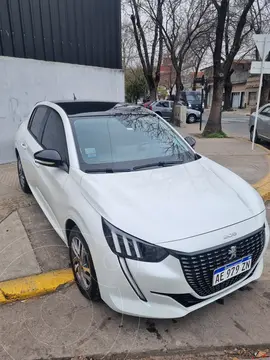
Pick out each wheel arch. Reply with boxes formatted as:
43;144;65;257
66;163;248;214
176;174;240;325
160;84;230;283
64;208;93;245
65;218;77;243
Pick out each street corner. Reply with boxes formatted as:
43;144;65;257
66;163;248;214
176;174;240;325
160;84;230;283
0;269;74;304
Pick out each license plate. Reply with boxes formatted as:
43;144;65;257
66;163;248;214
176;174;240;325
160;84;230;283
212;256;252;286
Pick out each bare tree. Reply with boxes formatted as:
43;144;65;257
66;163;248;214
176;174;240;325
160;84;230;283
128;0;164;101
122;22;139;69
143;0;214;124
222;1;258;111
203;0;256;135
188;38;209;90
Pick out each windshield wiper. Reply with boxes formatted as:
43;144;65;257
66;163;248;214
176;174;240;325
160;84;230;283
85;168;131;173
133;160;184;171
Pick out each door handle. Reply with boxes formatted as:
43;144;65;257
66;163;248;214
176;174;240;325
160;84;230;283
21;142;27;149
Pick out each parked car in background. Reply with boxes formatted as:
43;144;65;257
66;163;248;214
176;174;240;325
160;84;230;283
150;100;200;123
143;100;153;108
180;91;203;113
249;104;270;143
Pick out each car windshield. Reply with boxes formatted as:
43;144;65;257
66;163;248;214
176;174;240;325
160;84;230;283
71;113;196;172
186;92;201;103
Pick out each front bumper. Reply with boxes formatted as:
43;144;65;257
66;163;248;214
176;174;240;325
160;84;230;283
92;212;269;319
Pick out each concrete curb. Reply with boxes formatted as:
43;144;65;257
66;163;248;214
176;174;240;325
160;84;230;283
253;169;270;202
252;149;270;201
235;138;270;202
0;269;74;304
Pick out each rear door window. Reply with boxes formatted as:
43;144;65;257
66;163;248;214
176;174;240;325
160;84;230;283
41;109;69;165
28;106;48;143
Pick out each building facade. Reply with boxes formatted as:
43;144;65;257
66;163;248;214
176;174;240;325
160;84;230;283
202;60;264;109
0;0;122;69
0;0;124;163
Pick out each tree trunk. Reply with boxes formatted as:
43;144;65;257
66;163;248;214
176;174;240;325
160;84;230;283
149;86;157;101
203;75;223;135
171;72;183;126
260;74;270;106
223;70;233;111
223;80;232;111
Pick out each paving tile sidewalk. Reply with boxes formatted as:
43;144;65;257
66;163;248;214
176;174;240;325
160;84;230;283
178;126;270;184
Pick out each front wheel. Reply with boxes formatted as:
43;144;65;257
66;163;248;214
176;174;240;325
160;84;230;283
250;127;259;143
187;114;197;124
69;226;100;301
17;155;31;193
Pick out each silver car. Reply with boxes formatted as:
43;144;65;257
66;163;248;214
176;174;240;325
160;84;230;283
149;100;201;123
249;104;270;142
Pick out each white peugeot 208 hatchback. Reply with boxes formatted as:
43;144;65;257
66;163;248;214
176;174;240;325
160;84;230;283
15;100;269;318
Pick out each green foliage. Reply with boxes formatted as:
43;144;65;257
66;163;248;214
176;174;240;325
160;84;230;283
203;131;228;138
158;86;168;99
125;67;148;103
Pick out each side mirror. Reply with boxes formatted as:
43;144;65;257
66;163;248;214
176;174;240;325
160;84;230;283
34;149;63;167
185;136;196;148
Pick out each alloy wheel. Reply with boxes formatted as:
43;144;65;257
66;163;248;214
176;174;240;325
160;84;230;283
187;115;196;124
70;236;92;290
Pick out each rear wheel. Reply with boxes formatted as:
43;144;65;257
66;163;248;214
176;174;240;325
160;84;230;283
69;226;100;301
17;155;31;193
187;114;197;124
250;127;259;143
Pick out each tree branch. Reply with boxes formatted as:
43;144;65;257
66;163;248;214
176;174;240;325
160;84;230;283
131;0;151;71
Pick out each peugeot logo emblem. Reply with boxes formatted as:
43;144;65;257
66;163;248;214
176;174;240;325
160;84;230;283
228;246;237;260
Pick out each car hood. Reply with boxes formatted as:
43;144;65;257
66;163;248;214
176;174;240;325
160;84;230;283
80;157;264;244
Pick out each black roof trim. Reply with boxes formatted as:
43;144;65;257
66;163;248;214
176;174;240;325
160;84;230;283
53;101;119;115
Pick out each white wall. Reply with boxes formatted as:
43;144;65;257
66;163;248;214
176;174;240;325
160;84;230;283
0;56;124;164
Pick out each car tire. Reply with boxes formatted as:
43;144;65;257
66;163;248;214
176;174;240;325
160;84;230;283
187;114;197;124
69;226;100;301
250;127;259;143
17;155;31;194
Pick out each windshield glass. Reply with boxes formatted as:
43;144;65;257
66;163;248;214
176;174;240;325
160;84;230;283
71;113;195;172
186;92;201;103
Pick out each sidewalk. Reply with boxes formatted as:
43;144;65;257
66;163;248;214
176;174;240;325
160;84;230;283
0;137;270;360
178;125;270;184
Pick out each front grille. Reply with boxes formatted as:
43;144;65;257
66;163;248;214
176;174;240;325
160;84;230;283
174;227;265;297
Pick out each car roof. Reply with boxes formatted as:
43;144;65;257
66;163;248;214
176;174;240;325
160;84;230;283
50;101;152;118
51;100;120;115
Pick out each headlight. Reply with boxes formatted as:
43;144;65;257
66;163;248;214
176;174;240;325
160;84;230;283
102;218;169;262
188;103;192;108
